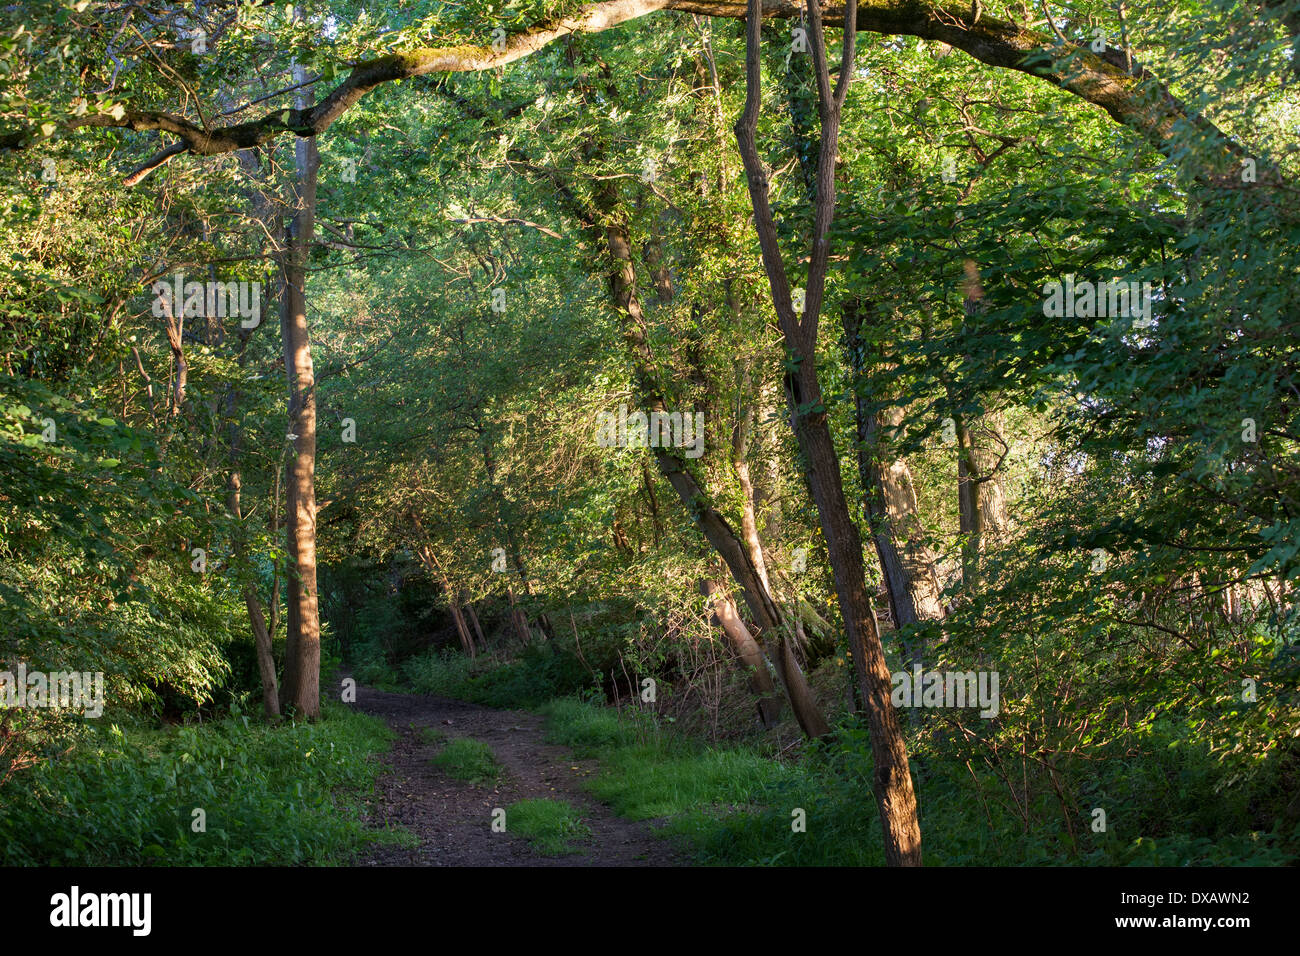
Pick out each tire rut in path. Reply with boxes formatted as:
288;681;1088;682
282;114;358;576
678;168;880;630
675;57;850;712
352;684;679;867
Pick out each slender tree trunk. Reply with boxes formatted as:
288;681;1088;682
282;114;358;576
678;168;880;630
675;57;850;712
456;590;479;657
733;0;921;865
269;457;283;642
973;411;1009;540
278;83;322;718
161;304;186;419
506;585;533;645
465;601;488;651
955;413;979;585
733;359;774;597
230;471;281;717
224;337;281;718
841;299;944;651
757;381;785;548
782;352;920;850
226;379;280;718
449;596;476;657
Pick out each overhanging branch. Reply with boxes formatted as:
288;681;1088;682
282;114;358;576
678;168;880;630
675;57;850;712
0;0;1271;187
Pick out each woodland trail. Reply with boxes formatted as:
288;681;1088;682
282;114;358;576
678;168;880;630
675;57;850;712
351;683;679;867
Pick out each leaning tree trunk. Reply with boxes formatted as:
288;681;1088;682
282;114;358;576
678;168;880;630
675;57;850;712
450;594;477;658
465;601;488;651
604;218;830;739
532;63;827;738
703;578;783;728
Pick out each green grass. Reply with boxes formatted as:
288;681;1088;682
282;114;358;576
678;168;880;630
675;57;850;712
541;696;641;754
416;726;447;746
401;645;592;709
505;798;593;855
540;696;860;865
538;697;1296;866
0;699;410;866
542;696;784;819
429;737;501;785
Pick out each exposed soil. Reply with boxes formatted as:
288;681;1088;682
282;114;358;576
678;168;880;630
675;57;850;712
351;683;680;867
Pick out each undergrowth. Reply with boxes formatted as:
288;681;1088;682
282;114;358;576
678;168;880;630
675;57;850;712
0;699;408;865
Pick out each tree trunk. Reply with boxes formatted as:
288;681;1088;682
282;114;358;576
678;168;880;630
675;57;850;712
449;596;476;657
269;457;283;643
227;437;281;717
604;219;830;739
225;366;281;719
161;304;186;419
955;409;1008;589
783;349;921;862
233;501;282;718
506;585;533;645
756;381;785;549
465;600;488;651
972;411;1008;541
702;578;782;728
277;80;322;719
841;299;944;653
733;359;774;596
733;0;921;865
455;590;478;657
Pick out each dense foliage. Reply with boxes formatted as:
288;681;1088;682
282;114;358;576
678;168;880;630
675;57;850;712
1;0;1297;865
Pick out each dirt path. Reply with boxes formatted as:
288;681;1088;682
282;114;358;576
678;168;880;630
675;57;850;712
351;684;679;867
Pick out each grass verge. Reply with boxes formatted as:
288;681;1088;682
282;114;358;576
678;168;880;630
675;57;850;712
539;697;1295;866
539;696;851;865
0;699;411;865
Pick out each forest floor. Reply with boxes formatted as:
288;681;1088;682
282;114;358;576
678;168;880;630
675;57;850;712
351;683;680;866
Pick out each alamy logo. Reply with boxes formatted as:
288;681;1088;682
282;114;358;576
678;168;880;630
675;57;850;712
597;404;704;459
1042;277;1153;327
151;273;262;328
50;886;151;936
891;666;1000;717
0;663;104;718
